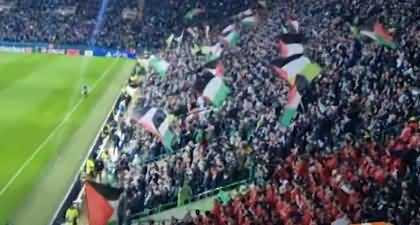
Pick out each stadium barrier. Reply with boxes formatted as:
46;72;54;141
132;178;251;225
0;41;138;59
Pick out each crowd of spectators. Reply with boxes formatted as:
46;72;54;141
91;0;420;224
159;119;420;225
0;0;253;50
4;0;417;224
94;2;268;223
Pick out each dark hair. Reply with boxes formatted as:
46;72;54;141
195;209;201;216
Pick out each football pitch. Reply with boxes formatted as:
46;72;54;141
0;52;134;225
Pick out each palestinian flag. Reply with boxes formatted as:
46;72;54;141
85;182;123;225
205;60;224;77
287;16;299;32
276;34;305;58
241;15;258;28
223;31;240;48
280;86;301;127
149;55;170;77
137;107;175;150
272;55;310;84
184;8;204;21
202;43;223;63
195;73;230;107
360;22;396;48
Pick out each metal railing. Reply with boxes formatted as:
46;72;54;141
131;178;251;224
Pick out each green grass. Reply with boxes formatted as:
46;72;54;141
0;52;134;225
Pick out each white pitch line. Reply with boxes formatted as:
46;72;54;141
0;59;120;197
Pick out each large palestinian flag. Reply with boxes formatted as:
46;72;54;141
85;182;123;225
276;34;305;58
360;22;396;48
272;55;311;84
195;73;230;107
149;55;170;77
137;107;175;150
280;86;301;127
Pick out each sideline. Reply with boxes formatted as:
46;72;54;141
0;59;119;197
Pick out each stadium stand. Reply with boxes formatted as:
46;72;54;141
0;0;253;49
75;0;420;224
1;0;420;224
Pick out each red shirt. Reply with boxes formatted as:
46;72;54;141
241;217;250;225
400;125;414;141
266;185;277;206
294;159;308;177
408;134;420;148
248;188;258;207
326;156;338;171
326;202;340;220
255;204;265;219
302;210;313;225
275;199;291;220
315;161;329;183
348;192;360;207
373;168;386;184
212;201;222;222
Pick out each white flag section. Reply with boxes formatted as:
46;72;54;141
282;56;311;78
360;31;378;41
278;43;304;58
203;77;230;107
237;9;253;18
222;24;236;34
